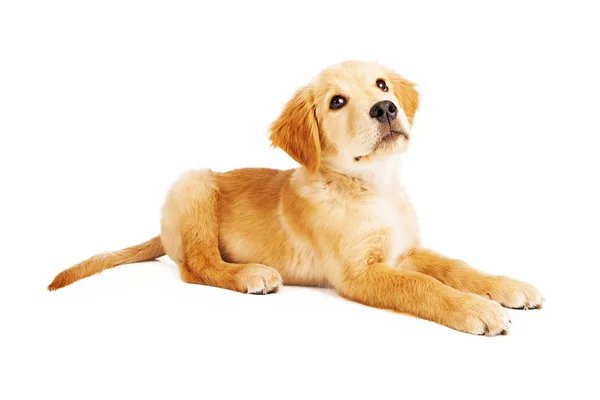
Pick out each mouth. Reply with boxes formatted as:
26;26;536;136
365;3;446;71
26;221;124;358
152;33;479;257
353;130;409;161
380;130;408;144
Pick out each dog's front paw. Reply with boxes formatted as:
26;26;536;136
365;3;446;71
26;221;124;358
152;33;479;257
484;276;544;310
444;293;512;336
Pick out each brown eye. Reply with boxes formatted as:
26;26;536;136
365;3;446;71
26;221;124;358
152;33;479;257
376;79;388;92
330;95;346;110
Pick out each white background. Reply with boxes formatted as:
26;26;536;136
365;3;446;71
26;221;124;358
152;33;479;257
1;1;599;399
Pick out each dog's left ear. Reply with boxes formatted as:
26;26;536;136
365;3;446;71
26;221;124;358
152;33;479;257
387;71;420;126
270;86;321;174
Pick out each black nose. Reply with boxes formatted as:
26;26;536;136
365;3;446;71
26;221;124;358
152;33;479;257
369;100;397;123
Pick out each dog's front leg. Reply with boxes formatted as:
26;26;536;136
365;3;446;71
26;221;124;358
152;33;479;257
335;263;511;336
398;248;544;310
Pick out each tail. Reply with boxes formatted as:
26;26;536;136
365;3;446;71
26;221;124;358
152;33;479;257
48;235;166;291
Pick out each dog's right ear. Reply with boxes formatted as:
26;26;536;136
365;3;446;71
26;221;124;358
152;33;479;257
270;86;321;174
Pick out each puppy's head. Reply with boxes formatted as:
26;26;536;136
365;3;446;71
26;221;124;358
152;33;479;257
270;61;419;174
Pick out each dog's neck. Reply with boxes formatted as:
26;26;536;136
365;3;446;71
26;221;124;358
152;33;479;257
314;154;403;195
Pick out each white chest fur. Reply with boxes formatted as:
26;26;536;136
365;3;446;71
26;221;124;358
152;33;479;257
368;190;419;264
355;157;420;264
292;156;420;267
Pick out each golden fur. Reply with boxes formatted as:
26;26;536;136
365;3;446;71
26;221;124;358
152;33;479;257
48;61;543;336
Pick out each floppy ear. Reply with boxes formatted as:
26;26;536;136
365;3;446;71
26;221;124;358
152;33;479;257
270;86;321;174
387;72;420;126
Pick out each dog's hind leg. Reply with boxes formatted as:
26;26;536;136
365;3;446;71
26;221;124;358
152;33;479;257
161;169;282;294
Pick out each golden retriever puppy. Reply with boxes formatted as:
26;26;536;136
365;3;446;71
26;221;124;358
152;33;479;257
48;61;544;336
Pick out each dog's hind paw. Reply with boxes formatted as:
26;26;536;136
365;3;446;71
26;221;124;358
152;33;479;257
237;264;283;295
